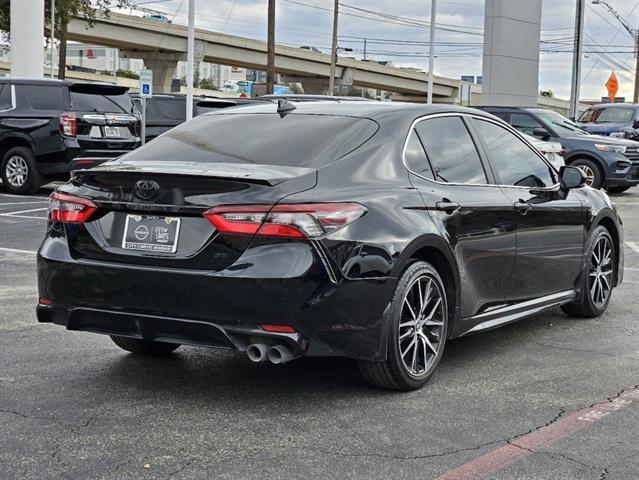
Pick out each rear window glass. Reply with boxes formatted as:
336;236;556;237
22;85;65;110
127;113;379;168
70;90;132;113
0;84;12;110
146;98;186;123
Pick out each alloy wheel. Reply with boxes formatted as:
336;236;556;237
577;165;595;187
589;235;613;307
5;156;29;187
398;275;445;376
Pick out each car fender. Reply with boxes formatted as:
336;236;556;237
563;150;609;175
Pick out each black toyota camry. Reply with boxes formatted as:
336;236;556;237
37;101;624;390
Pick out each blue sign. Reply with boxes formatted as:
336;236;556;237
142;84;150;95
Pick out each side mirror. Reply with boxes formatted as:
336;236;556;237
532;126;551;140
560;165;587;190
633;119;639;129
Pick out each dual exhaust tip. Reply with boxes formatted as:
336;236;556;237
246;343;295;364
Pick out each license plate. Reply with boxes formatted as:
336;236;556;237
104;126;122;138
122;215;181;253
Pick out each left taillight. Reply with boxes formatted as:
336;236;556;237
48;192;97;224
60;112;77;137
203;203;366;239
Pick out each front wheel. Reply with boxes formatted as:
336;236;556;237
561;226;615;318
358;261;449;390
110;335;180;356
571;158;603;189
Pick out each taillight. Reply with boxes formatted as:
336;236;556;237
203;203;366;239
60;112;77;137
49;192;97;223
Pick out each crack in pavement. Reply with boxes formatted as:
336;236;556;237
529;340;639;362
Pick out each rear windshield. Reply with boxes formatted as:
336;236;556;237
70;87;133;113
128;113;379;168
146;98;186;123
579;107;635;124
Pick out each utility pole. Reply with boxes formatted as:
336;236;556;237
328;0;339;96
363;38;367;60
591;0;639;102
427;0;436;104
186;0;195;120
50;0;55;78
570;0;585;119
266;0;275;94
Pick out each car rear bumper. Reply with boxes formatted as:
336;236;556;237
37;237;395;360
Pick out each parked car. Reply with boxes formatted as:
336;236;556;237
131;94;268;142
480;106;639;193
0;78;140;194
521;132;564;170
37;103;623;391
577;103;639;141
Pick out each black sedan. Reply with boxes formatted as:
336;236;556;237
37;102;624;390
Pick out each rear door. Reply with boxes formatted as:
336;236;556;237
470;116;586;300
406;114;517;318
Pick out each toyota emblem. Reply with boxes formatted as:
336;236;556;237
134;180;160;200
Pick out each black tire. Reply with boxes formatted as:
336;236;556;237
606;186;631;194
110;335;180;356
1;146;42;195
570;158;603;189
561;226;615;318
357;261;449;391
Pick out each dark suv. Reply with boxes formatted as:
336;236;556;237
480;106;639;193
0;78;140;194
577;103;639;141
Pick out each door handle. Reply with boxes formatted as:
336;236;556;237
515;200;532;215
435;200;461;214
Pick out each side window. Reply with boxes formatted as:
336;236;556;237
415;116;487;184
0;84;12;110
509;113;543;136
22;85;66;110
490;111;509;122
474;119;556;188
404;129;433;179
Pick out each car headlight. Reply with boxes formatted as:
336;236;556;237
609;131;626;139
594;143;626;153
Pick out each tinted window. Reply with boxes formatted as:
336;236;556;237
22;85;65;110
404;129;433;179
146;98;186;123
474;119;556;188
70;89;132;113
579;107;635;124
531;109;586;137
0;84;12;110
510;113;544;136
127;113;379;168
415;116;487;184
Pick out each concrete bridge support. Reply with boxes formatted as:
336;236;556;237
120;51;183;94
10;0;45;77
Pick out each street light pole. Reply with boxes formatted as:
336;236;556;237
50;0;55;78
570;0;585;119
329;0;339;96
266;0;275;94
427;0;436;104
186;0;195;121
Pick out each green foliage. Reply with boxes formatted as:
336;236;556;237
116;69;139;80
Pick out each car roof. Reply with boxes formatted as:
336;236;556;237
586;103;637;108
206;100;495;121
260;94;370;102
0;78;128;90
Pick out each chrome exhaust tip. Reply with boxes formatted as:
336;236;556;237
246;343;268;363
266;345;295;364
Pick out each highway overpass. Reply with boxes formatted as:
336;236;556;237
66;11;466;101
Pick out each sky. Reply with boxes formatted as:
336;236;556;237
127;0;639;101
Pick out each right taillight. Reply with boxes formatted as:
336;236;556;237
203;203;366;239
49;192;97;223
60;112;77;137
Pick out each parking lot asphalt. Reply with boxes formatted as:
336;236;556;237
1;184;638;480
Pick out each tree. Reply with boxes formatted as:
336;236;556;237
0;0;131;79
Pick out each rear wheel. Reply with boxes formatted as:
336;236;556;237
110;335;180;356
358;261;448;390
571;158;603;189
561;226;615;318
1;146;42;195
606;186;631;194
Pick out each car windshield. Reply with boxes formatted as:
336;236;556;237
579;107;635;124
532;109;588;137
127;113;379;168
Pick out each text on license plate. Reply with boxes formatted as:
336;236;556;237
122;215;180;253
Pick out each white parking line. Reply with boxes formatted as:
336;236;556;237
0;201;49;206
626;242;639;255
0;214;46;220
0;247;36;255
0;193;49;200
2;207;47;216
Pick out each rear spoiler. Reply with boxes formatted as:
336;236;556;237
69;157;116;172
